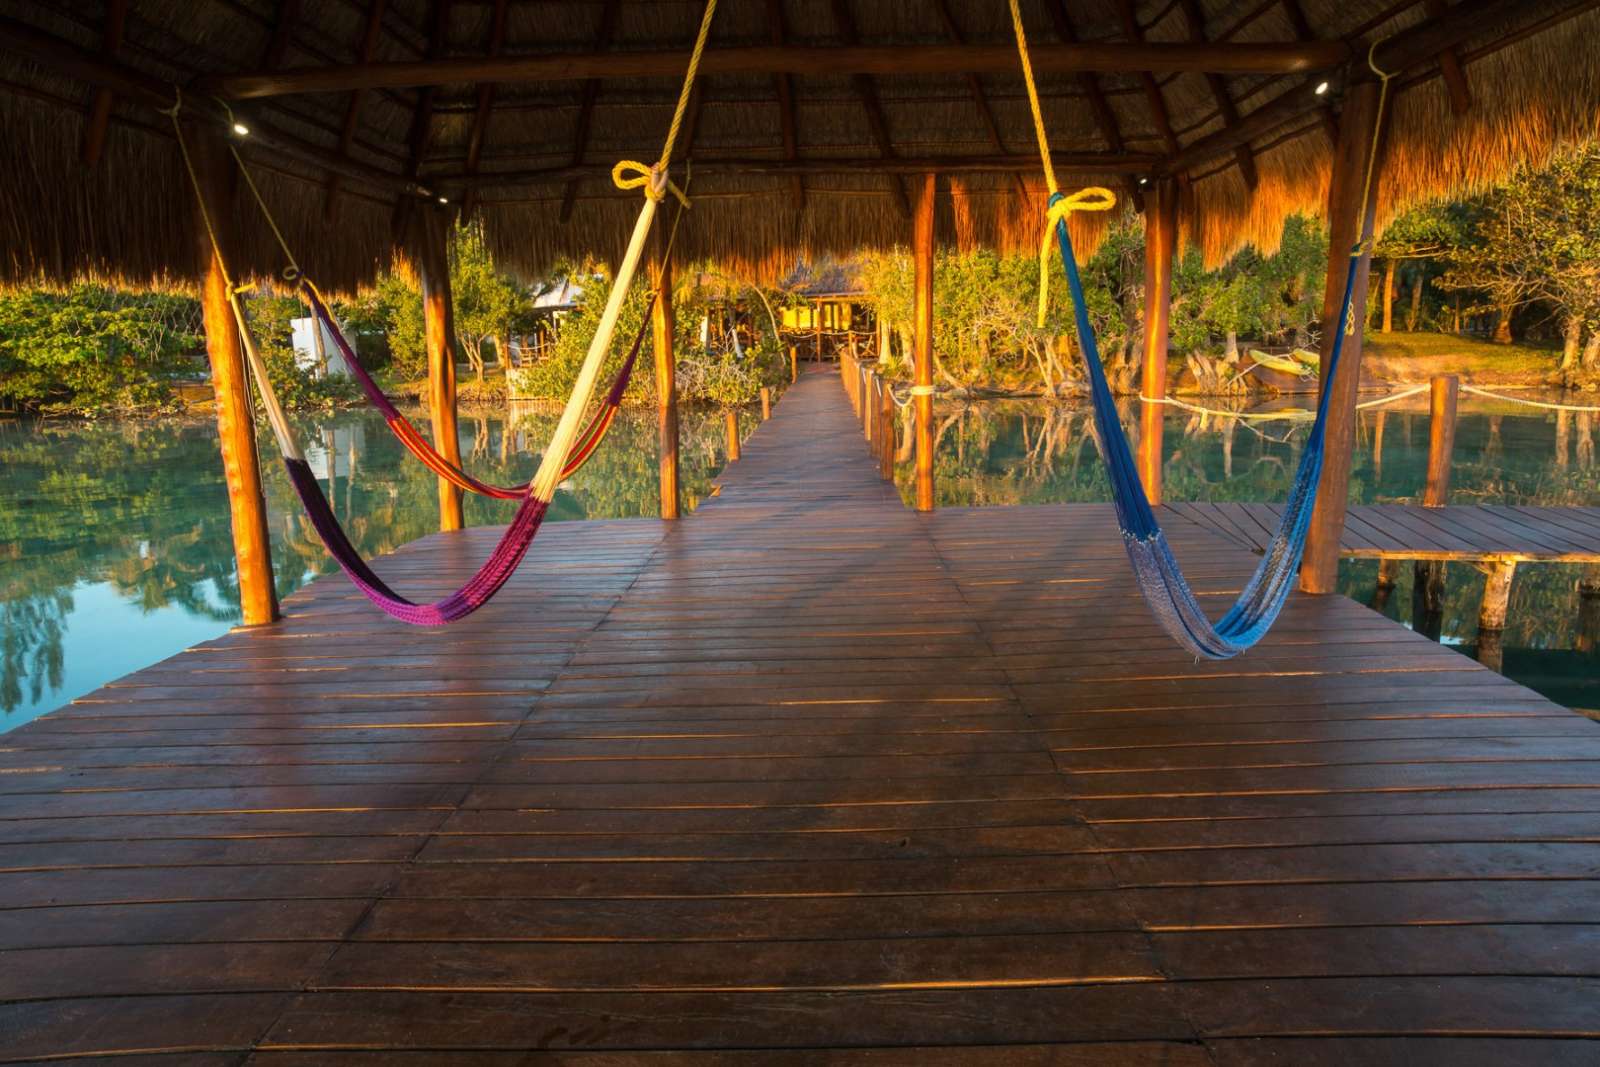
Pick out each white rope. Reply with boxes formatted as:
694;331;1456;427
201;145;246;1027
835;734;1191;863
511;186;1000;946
1139;384;1429;423
1460;385;1600;414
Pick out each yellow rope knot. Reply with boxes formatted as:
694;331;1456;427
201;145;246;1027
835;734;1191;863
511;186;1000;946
612;160;690;209
1036;187;1117;327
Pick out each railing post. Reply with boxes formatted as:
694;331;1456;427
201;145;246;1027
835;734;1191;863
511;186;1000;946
760;386;772;421
878;377;895;479
724;409;741;463
790;344;799;383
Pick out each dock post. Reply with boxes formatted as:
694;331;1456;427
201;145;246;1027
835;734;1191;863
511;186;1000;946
650;230;680;520
861;368;873;442
188;126;279;626
1301;80;1387;594
725;409;740;463
879;375;895;480
760;387;772;421
790;345;798;383
913;172;937;511
411;202;465;532
1415;374;1459;615
1138;177;1178;506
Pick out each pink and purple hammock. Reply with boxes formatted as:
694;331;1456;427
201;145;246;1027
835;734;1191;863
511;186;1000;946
278;286;653;626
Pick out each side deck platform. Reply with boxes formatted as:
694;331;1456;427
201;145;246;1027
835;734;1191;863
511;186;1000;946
5;368;1600;1064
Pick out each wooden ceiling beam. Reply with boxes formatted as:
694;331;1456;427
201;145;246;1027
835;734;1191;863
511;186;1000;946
1171;0;1599;177
204;40;1352;99
830;0;911;219
79;0;128;167
766;0;804;212
1422;0;1473;114
461;0;509;216
1116;1;1180;157
324;0;389;220
1176;0;1258;190
437;151;1162;188
932;0;1029;205
559;0;621;224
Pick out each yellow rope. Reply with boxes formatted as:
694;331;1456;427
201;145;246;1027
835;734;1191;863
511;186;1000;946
610;0;715;208
1006;0;1116;328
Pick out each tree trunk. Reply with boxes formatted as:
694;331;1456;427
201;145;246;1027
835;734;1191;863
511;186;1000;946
1381;260;1395;333
1224;330;1239;361
1493;304;1514;344
1406;270;1424;332
1582;329;1600;371
1452;294;1461;334
1561;315;1583;373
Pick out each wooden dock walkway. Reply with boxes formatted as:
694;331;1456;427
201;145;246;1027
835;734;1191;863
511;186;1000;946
5;367;1600;1064
1166;501;1600;564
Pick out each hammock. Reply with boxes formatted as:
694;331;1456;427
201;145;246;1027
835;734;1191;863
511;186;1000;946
301;280;646;499
1008;0;1391;659
167;0;718;626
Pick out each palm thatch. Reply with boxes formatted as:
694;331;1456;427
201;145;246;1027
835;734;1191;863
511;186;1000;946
1;0;1596;292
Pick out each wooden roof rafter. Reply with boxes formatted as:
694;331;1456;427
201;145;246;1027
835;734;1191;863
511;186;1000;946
324;0;389;221
460;0;509;217
557;0;621;225
1422;0;1474;114
765;0;805;214
931;0;1029;206
78;0;128;167
1176;0;1259;191
829;0;911;220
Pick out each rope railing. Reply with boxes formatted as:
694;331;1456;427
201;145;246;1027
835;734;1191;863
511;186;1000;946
1459;385;1600;413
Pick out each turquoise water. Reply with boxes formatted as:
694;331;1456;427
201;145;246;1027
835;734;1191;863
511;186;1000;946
3;394;1597;732
0;406;752;730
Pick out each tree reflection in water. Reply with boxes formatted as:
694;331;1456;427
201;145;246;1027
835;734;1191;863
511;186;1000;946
0;406;745;723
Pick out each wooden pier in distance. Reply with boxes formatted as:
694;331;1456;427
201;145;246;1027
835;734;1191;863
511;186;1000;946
5;367;1600;1063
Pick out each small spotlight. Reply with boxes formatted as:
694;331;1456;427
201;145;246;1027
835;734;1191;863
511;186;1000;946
438;196;449;204
1138;176;1149;186
231;122;250;136
1314;80;1330;95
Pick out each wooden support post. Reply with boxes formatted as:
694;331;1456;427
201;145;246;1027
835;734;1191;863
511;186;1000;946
814;299;823;360
725;409;741;463
1301;80;1387;594
1139;176;1177;506
913;172;937;512
760;386;772;421
1376;558;1399;588
1415;374;1459;610
861;368;873;440
409;204;464;532
790;344;798;382
188;127;279;626
651;233;679;520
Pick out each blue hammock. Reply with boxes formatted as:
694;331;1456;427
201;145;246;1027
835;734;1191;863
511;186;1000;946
1051;192;1364;659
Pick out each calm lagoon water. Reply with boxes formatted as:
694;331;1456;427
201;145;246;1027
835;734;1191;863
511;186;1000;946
2;392;1597;731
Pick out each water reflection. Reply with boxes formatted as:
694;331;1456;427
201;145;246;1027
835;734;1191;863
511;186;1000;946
0;406;750;727
890;395;1600;715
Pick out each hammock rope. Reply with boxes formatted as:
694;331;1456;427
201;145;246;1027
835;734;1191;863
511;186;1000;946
1008;0;1393;659
167;0;718;625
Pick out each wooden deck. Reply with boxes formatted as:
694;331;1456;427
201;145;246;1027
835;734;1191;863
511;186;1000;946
6;367;1600;1064
1166;501;1600;563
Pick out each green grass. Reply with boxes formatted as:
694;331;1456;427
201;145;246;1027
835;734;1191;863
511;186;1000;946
1365;331;1561;384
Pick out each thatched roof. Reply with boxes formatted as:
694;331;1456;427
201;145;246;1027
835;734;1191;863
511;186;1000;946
2;0;1597;291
